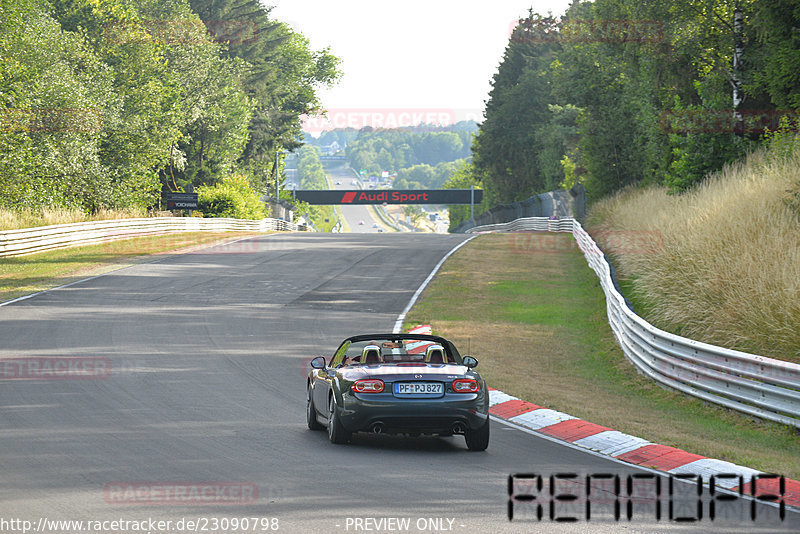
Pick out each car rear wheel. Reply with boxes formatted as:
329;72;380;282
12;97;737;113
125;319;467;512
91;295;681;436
464;418;490;451
328;395;351;444
307;385;324;430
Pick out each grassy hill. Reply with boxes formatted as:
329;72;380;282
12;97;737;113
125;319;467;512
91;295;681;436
587;135;800;362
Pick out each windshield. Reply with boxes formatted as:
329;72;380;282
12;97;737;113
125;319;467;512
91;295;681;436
330;337;458;366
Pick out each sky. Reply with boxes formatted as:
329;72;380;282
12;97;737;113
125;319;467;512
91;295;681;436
268;0;573;133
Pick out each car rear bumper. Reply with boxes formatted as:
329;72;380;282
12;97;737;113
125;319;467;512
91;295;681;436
338;391;489;434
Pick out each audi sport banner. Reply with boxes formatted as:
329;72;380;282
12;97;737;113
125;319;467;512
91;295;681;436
294;189;483;205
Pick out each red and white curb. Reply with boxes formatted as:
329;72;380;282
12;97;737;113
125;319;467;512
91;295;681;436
403;325;799;509
487;387;800;508
405;325;437;354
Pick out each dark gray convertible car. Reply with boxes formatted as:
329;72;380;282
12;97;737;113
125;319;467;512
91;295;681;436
306;333;489;450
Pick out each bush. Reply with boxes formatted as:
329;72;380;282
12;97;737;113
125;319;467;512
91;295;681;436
197;175;266;219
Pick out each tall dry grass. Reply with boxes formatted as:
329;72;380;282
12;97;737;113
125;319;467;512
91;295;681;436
588;144;800;361
0;207;149;231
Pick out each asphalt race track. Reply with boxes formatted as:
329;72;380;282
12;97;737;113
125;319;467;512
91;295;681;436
1;233;797;533
327;166;384;233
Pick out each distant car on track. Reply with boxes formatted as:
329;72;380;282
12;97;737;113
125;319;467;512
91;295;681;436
372;223;379;228
358;220;365;225
306;333;490;450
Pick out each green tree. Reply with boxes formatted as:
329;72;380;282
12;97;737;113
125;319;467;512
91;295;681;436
472;12;560;205
470;0;780;203
344;125;476;176
748;0;800;110
189;0;340;173
444;161;487;231
0;1;113;211
296;145;326;190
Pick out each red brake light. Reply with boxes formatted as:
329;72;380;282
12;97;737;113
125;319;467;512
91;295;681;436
352;379;385;393
451;379;479;393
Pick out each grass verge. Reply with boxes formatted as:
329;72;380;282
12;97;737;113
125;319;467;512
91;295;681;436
307;205;339;232
0;232;261;303
405;233;800;478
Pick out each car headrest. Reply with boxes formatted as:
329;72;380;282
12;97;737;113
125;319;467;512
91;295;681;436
362;345;382;364
425;344;445;364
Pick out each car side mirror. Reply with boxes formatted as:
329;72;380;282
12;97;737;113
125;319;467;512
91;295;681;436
310;356;326;369
462;356;478;368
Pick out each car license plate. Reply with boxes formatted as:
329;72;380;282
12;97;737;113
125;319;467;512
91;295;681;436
394;382;443;396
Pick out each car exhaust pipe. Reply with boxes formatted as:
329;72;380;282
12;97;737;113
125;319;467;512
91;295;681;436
371;422;385;434
452;422;466;434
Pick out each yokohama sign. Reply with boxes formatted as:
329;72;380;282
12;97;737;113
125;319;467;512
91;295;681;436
294;189;482;205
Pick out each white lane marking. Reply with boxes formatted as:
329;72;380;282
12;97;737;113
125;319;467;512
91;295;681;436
392;235;477;333
509;408;577;430
0;271;128;307
572;430;652;457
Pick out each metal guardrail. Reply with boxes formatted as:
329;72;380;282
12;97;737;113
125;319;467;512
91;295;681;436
468;216;800;428
0;217;304;257
374;204;405;232
453;185;586;233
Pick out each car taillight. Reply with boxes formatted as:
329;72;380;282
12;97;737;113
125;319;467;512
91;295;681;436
452;379;480;393
352;379;385;393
